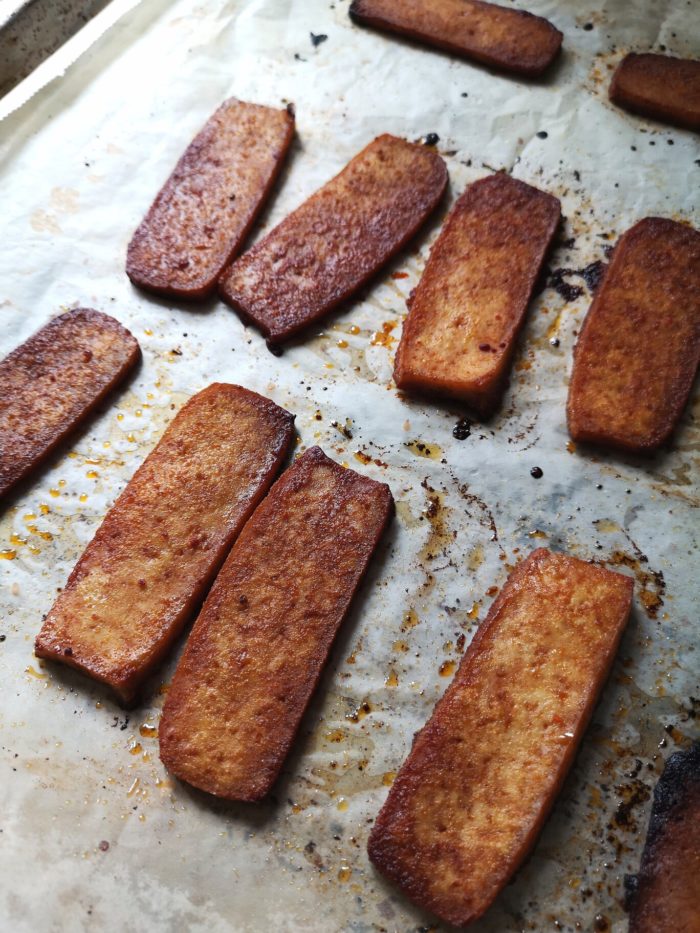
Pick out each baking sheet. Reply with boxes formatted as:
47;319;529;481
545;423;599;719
0;1;698;930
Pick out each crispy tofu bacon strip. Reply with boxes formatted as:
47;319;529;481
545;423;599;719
35;384;295;705
626;743;700;933
349;0;562;77
159;446;393;801
126;99;295;299
0;310;139;499
368;549;633;929
609;54;700;132
219;134;447;343
394;174;560;415
567;217;700;453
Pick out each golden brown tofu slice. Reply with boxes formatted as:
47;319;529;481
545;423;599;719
626;743;700;933
393;174;560;415
610;54;700;132
368;548;633;928
0;309;140;500
126;99;295;299
567;217;700;453
349;0;562;77
159;446;393;801
219;134;447;342
35;384;295;704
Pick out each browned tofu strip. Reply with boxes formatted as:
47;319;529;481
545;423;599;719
219;134;447;342
126;99;295;299
609;54;700;132
626;743;700;933
35;384;295;704
567;217;700;453
393;174;560;415
159;446;393;801
0;309;139;500
368;548;633;928
349;0;562;77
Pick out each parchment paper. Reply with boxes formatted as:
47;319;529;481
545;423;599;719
0;1;698;930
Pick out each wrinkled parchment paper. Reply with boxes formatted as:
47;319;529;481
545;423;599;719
0;1;698;930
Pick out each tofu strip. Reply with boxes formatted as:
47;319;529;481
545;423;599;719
567;217;700;453
349;0;562;77
609;54;700;132
0;309;139;499
368;549;633;928
627;743;700;933
394;174;560;415
219;134;447;342
127;99;295;299
35;384;295;704
159;446;393;801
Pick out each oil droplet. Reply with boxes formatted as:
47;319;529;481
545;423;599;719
385;669;399;688
103;441;111;449
392;639;409;653
528;529;547;539
117;413;124;422
67;451;78;459
349;325;360;335
336;797;349;812
405;439;443;460
594;518;619;533
49;489;60;498
324;362;334;370
467;543;484;571
27;525;53;541
58;479;66;488
370;320;397;348
26;665;46;678
336;339;348;349
566;440;576;453
467;601;481;620
10;534;26;547
84;457;100;465
129;742;143;756
23;512;36;521
39;504;50;515
346;700;372;723
401;608;420;631
127;434;136;443
325;729;345;743
79;494;88;503
337;866;352;883
354;450;371;465
382;771;396;786
144;328;153;336
127;778;140;797
439;660;456;677
135;409;142;417
139;724;157;739
86;470;99;480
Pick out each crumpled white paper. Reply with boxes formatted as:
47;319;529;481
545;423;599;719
0;1;698;930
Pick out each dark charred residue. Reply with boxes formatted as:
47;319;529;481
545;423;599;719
310;32;328;47
421;133;440;146
453;418;472;440
607;537;665;619
530;466;544;479
549;268;584;302
610;778;651;832
536;130;549;139
111;716;129;730
331;419;353;440
266;341;283;357
455;481;500;547
549;261;608;301
580;260;607;291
